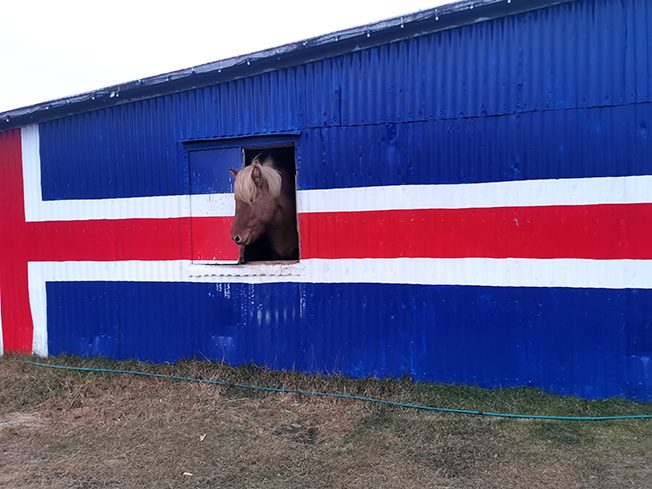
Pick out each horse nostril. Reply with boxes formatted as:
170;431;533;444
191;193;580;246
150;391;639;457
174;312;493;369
233;235;241;244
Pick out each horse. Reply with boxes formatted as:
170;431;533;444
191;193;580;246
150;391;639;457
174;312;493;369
229;152;299;262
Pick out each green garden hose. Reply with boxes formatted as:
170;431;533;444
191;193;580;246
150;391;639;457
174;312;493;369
21;360;652;422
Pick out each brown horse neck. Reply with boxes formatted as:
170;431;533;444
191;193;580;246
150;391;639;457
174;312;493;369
267;192;298;259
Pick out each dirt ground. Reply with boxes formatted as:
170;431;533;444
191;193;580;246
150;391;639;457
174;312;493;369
1;355;651;488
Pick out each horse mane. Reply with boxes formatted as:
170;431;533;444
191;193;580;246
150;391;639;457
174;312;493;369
234;155;282;204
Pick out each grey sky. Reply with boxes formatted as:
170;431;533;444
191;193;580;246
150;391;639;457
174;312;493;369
0;0;448;113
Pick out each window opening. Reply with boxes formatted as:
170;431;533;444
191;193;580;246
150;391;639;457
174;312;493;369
232;145;299;264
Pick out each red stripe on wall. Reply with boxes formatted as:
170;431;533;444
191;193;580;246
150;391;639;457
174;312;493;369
0;130;32;353
24;219;192;261
299;204;652;259
189;217;239;261
23;217;236;262
27;204;646;263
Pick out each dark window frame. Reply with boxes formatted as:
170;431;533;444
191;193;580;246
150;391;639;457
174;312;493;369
183;134;301;267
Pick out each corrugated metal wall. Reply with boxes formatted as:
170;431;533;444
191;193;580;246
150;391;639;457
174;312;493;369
37;0;652;200
1;0;651;400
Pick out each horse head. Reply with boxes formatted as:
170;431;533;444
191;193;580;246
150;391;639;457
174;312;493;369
229;156;282;247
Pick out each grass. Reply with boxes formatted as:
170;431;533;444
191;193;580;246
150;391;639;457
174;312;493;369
1;354;651;488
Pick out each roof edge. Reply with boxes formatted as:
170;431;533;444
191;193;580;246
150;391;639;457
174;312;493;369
0;0;570;131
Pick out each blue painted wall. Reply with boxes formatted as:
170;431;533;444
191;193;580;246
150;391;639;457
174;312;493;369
38;0;652;198
47;282;652;401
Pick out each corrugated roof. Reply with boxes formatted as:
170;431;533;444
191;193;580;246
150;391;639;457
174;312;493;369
0;0;569;130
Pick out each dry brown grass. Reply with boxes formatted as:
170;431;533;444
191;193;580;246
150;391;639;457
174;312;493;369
1;355;651;488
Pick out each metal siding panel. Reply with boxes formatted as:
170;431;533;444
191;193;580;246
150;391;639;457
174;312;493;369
298;103;652;190
635;0;652;102
0;129;33;353
39;0;652;200
45;281;652;400
635;102;652;166
188;147;240;195
41;98;181;200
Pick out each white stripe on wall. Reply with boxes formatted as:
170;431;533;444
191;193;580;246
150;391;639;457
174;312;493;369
28;267;47;357
21;125;652;222
30;258;652;288
25;192;234;221
297;175;652;213
21;125;44;222
28;257;652;355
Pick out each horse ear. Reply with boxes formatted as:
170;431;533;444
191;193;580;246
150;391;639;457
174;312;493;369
251;164;263;185
229;168;239;178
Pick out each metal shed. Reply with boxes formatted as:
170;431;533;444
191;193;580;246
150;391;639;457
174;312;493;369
0;0;650;401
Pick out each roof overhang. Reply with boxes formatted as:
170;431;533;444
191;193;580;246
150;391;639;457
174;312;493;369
0;0;571;131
